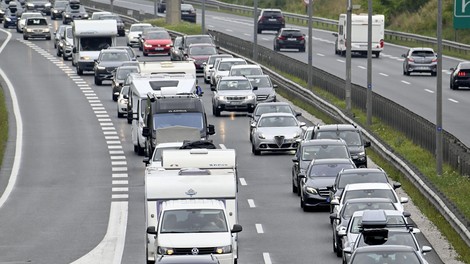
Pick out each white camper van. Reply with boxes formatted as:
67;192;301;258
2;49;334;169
145;149;239;263
139;60;196;77
127;73;199;155
333;14;385;57
72;19;117;75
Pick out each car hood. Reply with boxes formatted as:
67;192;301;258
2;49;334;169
145;39;172;45
217;90;254;96
98;61;129;67
348;146;364;155
157;232;232;248
79;51;99;60
189;55;211;60
256;127;302;138
306;176;336;189
128;31;141;38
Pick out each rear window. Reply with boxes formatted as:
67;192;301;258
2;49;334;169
411;50;435;57
263;11;282;17
282;30;302;37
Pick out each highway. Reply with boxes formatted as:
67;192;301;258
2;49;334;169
0;4;449;264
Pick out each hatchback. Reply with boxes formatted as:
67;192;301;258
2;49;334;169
181;3;196;23
141;30;172;56
402;47;437;76
273;28;305;52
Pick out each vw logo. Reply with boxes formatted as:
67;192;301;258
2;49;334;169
191;247;199;255
185;188;197;197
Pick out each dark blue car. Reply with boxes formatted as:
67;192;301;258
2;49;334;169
3;7;20;28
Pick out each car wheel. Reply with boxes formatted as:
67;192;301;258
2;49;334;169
257;28;262;34
454;83;459;90
204;77;209;84
94;76;102;85
143;51;148;56
431;71;437;76
139;45;142;51
333;232;337;253
63;53;68;61
127;117;132;124
292;178;298;193
336;239;343;257
374;51;380;58
251;144;260;155
300;47;306;52
76;66;83;75
117;112;124;118
23;35;28;40
56;49;61;57
113;93;118;101
46;36;51;40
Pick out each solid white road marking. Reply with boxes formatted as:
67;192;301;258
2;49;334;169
263;253;272;264
109;151;124;155
248;199;256;208
255;224;264;233
111;161;127;166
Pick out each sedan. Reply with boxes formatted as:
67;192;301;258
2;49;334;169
112;65;140;101
117;85;129;118
17;11;42;33
299;158;356;211
180;3;196;23
247;75;277;102
248;102;300;132
53;24;67;48
141;30;173;57
402;47;437;76
273;27;305;52
126;23;152;47
50;0;67;20
450;61;470;90
250;112;306;155
185;43;218;73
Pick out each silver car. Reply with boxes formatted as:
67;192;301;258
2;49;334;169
211;76;257;116
402;47;437;76
250;112;305;155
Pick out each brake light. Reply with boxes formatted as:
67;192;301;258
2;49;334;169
458;71;466;77
380;39;384;48
298;36;305;41
408;58;415;62
432;58;437;62
278;36;286;40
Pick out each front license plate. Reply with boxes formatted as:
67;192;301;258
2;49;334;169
230;101;242;105
155;47;164;51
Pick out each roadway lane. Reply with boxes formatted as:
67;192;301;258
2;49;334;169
102;0;470;147
0;31;112;262
0;13;445;264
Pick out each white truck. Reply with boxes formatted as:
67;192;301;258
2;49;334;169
127;73;200;155
145;148;240;264
71;19;117;75
333;14;385;58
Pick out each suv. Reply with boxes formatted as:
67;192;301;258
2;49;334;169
257;8;285;34
93;49;132;85
25;0;51;15
402;47;437;76
273;28;306;52
210;58;247;88
307;124;371;168
211;76;257;116
247;75;277;102
23;17;51;40
62;0;88;24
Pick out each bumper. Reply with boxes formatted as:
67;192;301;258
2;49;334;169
77;61;95;72
258;23;284;31
277;41;305;49
143;46;171;54
63;47;73;58
24;32;51;39
253;139;298;152
407;64;437;73
215;101;256;113
181;15;196;23
301;192;330;207
117;101;128;114
453;79;470;87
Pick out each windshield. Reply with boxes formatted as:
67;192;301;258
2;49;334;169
344;189;398;203
341;202;396;219
315;130;362;146
301;145;350;160
308;163;355;178
254;105;293;116
230;67;263;76
160;209;228;233
117;68;139;80
152;146;181;162
351;251;420;264
218;61;246;71
54;1;68;8
248;76;271;87
411;50;435;57
338;172;389;189
258;116;297;127
22;13;41;19
130;25;151;32
26;18;47;25
186;36;213;46
189;46;217;56
208;55;231;64
357;232;418;250
100;52;130;62
218;80;251;91
147;31;170;39
153;112;204;131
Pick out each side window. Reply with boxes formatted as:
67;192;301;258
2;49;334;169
339;25;343;36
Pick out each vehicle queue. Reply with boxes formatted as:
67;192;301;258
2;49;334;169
0;0;439;263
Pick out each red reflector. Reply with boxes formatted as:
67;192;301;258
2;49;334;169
458;71;466;77
380;39;384;48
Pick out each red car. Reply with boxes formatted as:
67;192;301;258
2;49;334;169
185;43;218;73
142;30;173;56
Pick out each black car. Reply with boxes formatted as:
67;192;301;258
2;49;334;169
257;8;285;34
157;0;165;13
112;65;139;101
299;158;356;211
329;197;398;256
273;28;305;52
307;124;371;168
292;139;351;195
25;0;51;15
402;47;437;76
93;49;132;85
97;14;125;37
450;61;470;90
50;0;67;19
328;167;402;212
180;3;196;23
62;1;88;24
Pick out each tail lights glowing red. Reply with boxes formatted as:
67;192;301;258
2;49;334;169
380;39;384;48
458;71;466;77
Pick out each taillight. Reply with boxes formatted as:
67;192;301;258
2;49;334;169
458;71;466;77
432;58;437;62
278;36;286;40
298;36;305;41
280;17;285;23
408;58;415;62
380;39;384;48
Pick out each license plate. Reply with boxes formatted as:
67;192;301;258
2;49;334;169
182;12;189;14
230;101;242;105
268;18;277;21
287;38;296;41
155;47;164;51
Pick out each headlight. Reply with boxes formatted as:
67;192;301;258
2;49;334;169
293;132;301;138
157;247;174;255
6;17;11;21
0;10;4;15
268;92;276;98
27;3;33;7
65;14;70;18
83;14;89;18
44;28;50;32
118;98;127;104
357;151;365;157
216;95;225;100
246;95;256;100
26;28;33;32
65;42;73;47
96;66;106;70
53;9;58;13
257;133;265;139
305;186;318;195
144;43;152;48
45;3;51;6
165;44;171;47
216;245;232;254
79;56;90;60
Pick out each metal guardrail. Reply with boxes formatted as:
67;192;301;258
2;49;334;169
82;0;470;252
184;0;470;55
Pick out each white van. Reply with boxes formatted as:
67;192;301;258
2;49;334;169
333;14;385;58
145;149;239;263
128;73;199;155
147;199;242;264
139;61;196;77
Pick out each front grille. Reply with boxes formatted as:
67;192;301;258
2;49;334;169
265;143;293;149
274;135;285;147
318;188;330;197
226;96;245;100
256;95;268;101
33;29;42;33
172;247;217;255
106;67;116;73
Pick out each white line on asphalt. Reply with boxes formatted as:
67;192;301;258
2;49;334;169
100;122;114;126
448;98;459;103
96;114;110;118
100;120;115;124
99;118;112;122
108;145;123;149
112;167;128;172
316;53;325;57
103;131;117;135
219;144;227;149
112;161;127;166
112;173;128;177
87;97;99;100
358;66;366;70
106;136;120;140
337;59;345;63
424;89;434;94
239;178;247;186
109;151;124;155
110;156;126;160
379;73;388;77
247;199;256;208
244;33;251;36
226;29;233;32
255;224;264;233
401;80;411;85
208;25;214;28
262;38;270;41
107;141;122;145
112;187;128;192
111;194;128;199
263;253;272;264
112;180;128;185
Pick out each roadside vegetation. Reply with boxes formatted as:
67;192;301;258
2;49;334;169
0;87;7;168
221;0;470;45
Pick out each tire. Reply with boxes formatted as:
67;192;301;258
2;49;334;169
333;232;337;253
56;48;61;57
336;241;343;257
113;93;118;101
453;83;459;90
76;66;83;75
46;36;51;40
23;35;28;40
204;77;209;84
212;105;220;116
94;76;102;85
431;71;437;76
257;28;262;34
118;112;124;118
251;144;260;155
374;52;380;58
292;178;298;193
143;51;148;57
133;144;138;153
63;53;68;61
16;27;20;33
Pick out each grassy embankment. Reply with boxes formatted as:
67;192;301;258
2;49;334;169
0;87;8;168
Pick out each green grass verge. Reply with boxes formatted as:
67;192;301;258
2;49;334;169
144;18;202;35
0;86;8;168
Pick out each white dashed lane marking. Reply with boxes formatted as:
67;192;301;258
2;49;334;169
239;178;247;186
263;253;272;264
379;73;388;77
247;199;256;208
401;80;411;85
449;98;459;103
424;89;434;94
255;224;264;233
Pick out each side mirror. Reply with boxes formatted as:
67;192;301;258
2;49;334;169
403;211;411;218
332;33;338;37
292;156;299;163
392;182;401;189
231;224;243;233
401;54;406;58
114;92;120;96
299;122;306;127
450;67;455;71
273;84;278;88
338;230;347;237
330;199;340;206
207;124;216;135
247;113;253;118
295;112;302;117
123;95;129;99
252;86;258;91
298;173;306;179
421;246;432;253
364;141;371;147
202;62;207;67
146;226;157;235
142;127;151;137
400;197;409;204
